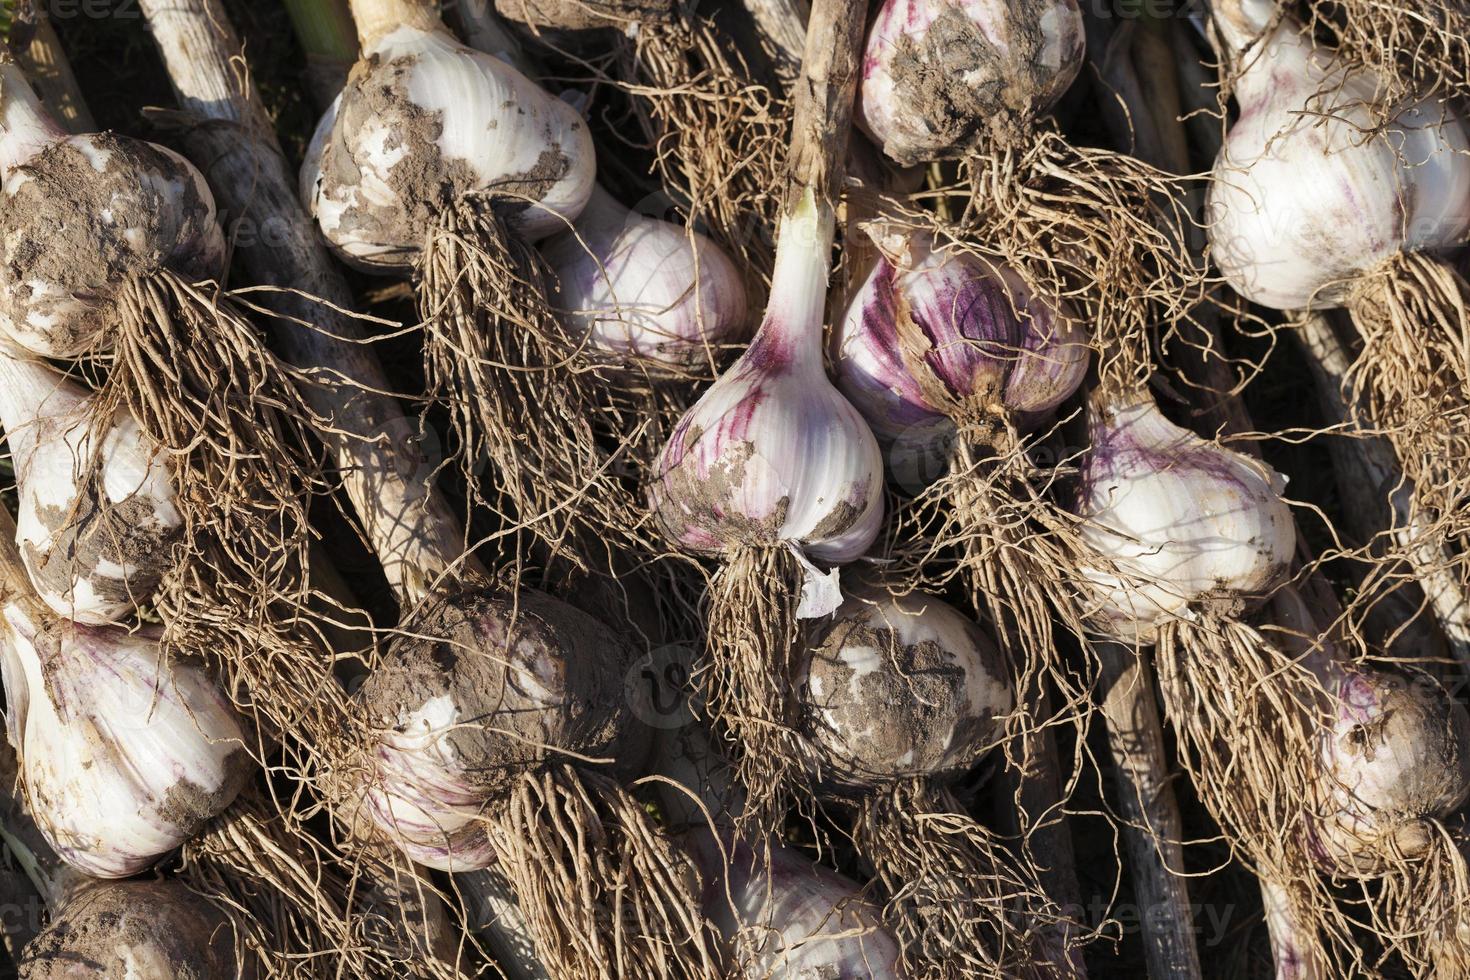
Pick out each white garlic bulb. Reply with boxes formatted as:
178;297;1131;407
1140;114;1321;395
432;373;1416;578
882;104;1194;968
540;184;748;370
0;62;227;358
304;14;595;274
858;0;1086;164
0;602;251;878
798;587;1014;791
0;356;181;625
650;194;886;566
1075;389;1295;642
1206;0;1470;310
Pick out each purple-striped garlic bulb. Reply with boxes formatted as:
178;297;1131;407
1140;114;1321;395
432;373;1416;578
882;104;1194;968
350;587;643;871
302;4;595;274
0;601;251;878
540;184;747;371
797;587;1013;791
0;62;226;358
0;356;181;625
858;0;1086;165
650;192;885;570
1074;388;1295;643
1310;668;1470;874
1206;0;1470;311
835;228;1088;446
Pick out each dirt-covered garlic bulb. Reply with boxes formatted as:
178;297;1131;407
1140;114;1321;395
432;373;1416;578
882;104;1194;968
0;62;225;358
303;3;595;273
540;184;747;370
650;194;885;566
1075;388;1295;642
835;228;1089;444
858;0;1086;165
350;588;641;871
19;879;248;979
1310;669;1470;874
0;602;251;878
798;587;1014;790
0;356;181;625
1206;0;1470;310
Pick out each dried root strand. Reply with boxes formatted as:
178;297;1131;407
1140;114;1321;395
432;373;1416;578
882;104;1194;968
955;130;1204;389
420;196;644;575
485;765;720;980
1374;819;1470;978
1302;0;1470;102
855;780;1074;980
616;7;788;283
702;545;814;836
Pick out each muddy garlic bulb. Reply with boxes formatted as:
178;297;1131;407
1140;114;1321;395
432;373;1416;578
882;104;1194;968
0;357;181;625
350;588;643;871
835;228;1088;445
858;0;1086;165
1075;389;1296;642
1206;0;1470;310
798;587;1013;790
20;879;248;979
540;184;748;370
1310;669;1470;874
303;10;595;273
0;63;225;358
0;603;251;878
650;194;885;570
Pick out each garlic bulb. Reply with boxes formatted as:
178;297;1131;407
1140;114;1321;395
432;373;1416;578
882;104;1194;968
0;64;226;357
351;587;641;871
0;603;251;878
1075;389;1295;642
650;194;885;564
1310;668;1470;874
1206;0;1470;310
540;184;748;370
304;12;595;274
858;0;1086;165
835;229;1088;443
20;879;248;979
798;587;1014;790
0;356;181;625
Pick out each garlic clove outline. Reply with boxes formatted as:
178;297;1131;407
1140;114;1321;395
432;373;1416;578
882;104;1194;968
305;22;595;275
1206;9;1470;311
1074;390;1296;643
0;356;182;625
857;0;1086;165
0;603;252;878
540;183;748;371
835;229;1089;443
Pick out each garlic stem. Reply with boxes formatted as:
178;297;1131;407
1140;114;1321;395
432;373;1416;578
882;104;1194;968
347;0;442;48
280;0;358;105
741;0;810;78
449;0;531;71
140;0;478;606
1293;312;1470;664
1259;878;1324;980
457;870;554;980
1208;0;1276;57
0;58;64;177
12;12;95;133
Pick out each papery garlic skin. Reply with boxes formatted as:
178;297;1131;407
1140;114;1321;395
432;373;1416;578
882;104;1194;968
305;24;595;274
20;879;249;980
0;606;251;878
1309;669;1470;875
352;588;639;872
650;198;885;563
800;588;1013;791
1207;11;1470;310
540;185;748;370
0;132;226;358
858;0;1085;165
1075;392;1295;643
835;231;1088;443
0;358;181;625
